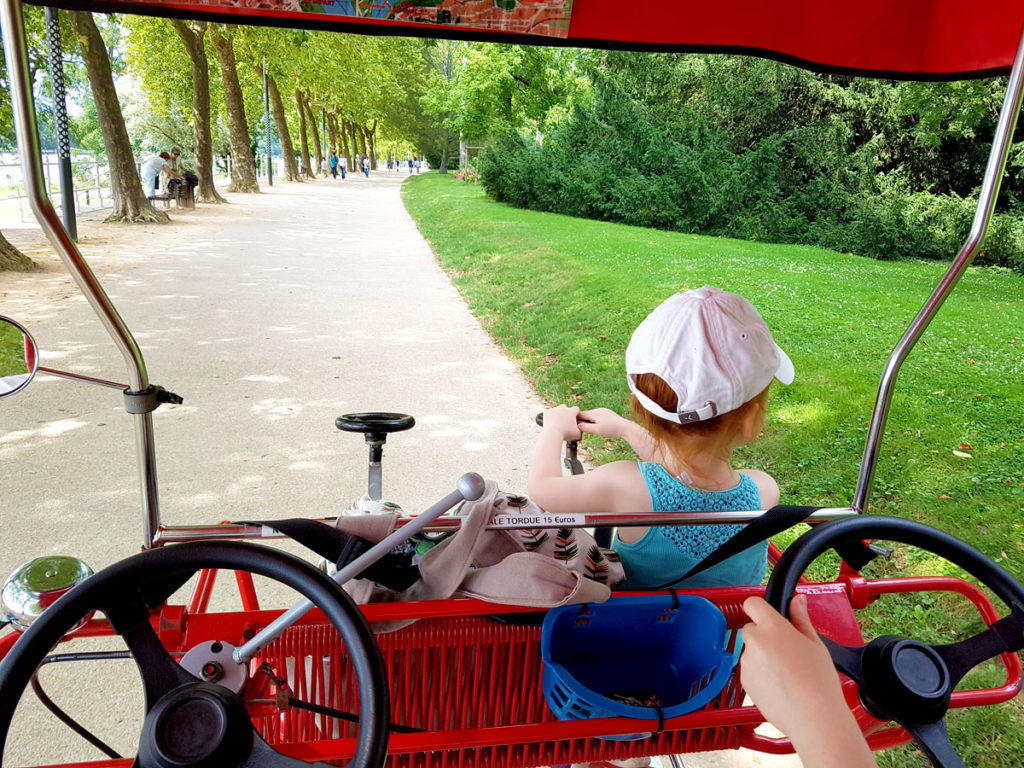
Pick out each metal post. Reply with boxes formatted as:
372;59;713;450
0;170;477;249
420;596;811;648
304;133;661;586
233;474;485;665
853;22;1024;513
321;106;326;158
1;0;162;548
44;7;76;239
263;57;272;187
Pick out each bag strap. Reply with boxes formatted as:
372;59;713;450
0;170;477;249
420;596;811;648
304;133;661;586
655;505;876;589
238;518;420;591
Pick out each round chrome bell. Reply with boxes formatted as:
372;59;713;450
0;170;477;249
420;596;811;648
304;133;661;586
1;556;93;632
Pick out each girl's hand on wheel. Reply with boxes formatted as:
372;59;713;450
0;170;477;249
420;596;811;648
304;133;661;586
577;407;626;438
541;404;583;441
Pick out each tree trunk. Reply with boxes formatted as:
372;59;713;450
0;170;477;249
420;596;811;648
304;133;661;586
266;74;301;182
367;120;377;169
0;230;36;272
440;125;451;174
295;89;313;178
303;96;323;174
169;19;225;204
348;118;359;170
210;27;259;194
68;12;168;223
326;113;339;159
357;124;367;160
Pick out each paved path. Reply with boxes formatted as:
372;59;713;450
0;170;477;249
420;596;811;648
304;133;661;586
1;173;802;767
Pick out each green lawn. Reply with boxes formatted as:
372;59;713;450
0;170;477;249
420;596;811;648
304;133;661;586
0;320;31;378
403;173;1024;768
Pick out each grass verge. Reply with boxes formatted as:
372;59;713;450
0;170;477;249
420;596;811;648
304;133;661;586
403;173;1023;768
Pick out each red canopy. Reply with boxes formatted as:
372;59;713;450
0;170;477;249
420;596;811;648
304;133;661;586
32;0;1024;79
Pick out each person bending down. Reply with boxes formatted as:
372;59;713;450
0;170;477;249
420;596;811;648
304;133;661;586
529;285;794;590
140;152;181;199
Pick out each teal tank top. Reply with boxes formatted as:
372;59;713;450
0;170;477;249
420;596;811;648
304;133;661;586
611;463;768;589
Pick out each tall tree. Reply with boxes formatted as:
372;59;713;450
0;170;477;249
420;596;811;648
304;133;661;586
432;40;457;173
68;11;166;223
167;19;226;203
266;74;301;181
210;26;259;193
0;231;35;272
295;87;313;177
326;112;339;158
303;93;323;174
346;118;359;168
365;120;378;168
420;42;585;168
0;7;55;152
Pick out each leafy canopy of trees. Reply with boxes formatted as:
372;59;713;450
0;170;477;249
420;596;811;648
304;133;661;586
5;13;1022;267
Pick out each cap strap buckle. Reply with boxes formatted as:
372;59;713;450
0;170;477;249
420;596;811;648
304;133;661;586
678;402;717;423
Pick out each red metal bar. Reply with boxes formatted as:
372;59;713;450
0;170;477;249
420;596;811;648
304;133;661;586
9;573;1021;768
235;570;260;612
187;567;217;613
0;630;20;661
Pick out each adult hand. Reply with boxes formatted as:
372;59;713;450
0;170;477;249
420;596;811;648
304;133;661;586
740;595;877;768
741;594;841;731
541;404;583;442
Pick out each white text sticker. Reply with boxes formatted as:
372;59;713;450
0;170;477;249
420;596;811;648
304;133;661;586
490;513;585;529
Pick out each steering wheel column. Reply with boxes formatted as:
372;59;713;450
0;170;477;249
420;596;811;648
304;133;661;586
765;516;1024;768
0;542;390;768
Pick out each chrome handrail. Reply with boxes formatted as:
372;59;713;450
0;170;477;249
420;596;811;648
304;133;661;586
0;0;163;547
854;22;1024;512
154;507;857;545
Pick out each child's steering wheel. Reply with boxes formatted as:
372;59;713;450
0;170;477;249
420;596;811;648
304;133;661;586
765;516;1024;768
0;541;390;768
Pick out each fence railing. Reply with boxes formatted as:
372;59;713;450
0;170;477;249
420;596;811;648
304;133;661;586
0;153;285;226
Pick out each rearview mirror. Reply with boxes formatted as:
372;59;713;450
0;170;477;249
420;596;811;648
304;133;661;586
0;316;39;398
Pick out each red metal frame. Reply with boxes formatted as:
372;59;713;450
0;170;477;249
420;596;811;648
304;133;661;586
24;0;1024;79
5;572;1019;768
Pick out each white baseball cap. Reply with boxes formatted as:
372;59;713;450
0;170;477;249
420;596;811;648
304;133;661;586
626;286;794;423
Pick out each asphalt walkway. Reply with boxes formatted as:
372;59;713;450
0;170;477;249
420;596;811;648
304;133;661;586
0;172;801;767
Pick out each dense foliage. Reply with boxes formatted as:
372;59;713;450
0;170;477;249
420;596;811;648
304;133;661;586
480;53;1024;273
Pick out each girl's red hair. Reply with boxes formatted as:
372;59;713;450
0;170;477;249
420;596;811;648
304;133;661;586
631;373;769;468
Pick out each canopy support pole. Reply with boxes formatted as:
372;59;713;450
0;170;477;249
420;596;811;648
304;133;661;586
0;0;163;548
854;23;1024;512
263;56;273;187
44;7;76;240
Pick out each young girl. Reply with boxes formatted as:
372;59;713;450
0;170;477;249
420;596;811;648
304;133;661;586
528;285;793;589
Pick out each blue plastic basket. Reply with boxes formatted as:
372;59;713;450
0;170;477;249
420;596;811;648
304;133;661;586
541;595;735;735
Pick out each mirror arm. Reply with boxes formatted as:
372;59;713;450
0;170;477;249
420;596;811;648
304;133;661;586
34;367;184;412
36;366;126;391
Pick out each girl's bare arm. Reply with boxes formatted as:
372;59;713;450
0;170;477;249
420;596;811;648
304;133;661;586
577;407;662;461
528;406;648;513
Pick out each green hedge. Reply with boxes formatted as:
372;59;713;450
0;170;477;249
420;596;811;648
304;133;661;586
479;65;1024;274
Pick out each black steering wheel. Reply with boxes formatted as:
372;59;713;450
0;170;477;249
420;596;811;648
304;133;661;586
0;541;390;768
765;516;1024;768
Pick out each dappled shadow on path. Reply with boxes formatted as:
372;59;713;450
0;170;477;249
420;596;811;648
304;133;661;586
2;178;540;581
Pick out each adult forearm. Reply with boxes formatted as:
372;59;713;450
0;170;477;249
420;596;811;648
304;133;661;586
787;710;877;768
